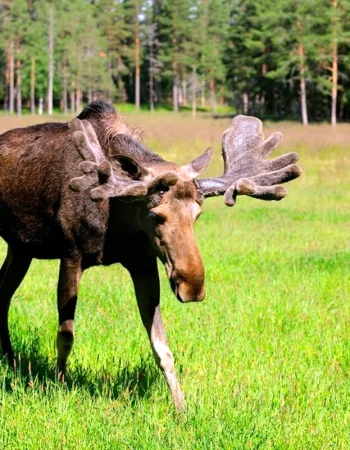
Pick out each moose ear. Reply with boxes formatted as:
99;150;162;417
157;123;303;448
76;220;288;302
181;148;212;179
112;154;147;180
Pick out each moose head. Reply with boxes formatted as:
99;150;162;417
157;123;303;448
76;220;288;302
69;115;301;305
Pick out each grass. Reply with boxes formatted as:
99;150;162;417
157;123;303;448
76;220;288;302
0;102;236;116
0;114;350;448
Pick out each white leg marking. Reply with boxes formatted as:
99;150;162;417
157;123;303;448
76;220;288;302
152;340;184;409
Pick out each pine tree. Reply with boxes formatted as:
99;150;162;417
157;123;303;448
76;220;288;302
1;0;350;118
95;0;134;103
157;0;194;112
0;0;15;112
227;0;269;116
25;0;50;114
257;0;321;125
1;0;31;115
315;0;350;125
200;0;230;113
144;1;162;111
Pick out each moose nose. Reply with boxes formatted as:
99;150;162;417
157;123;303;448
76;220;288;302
171;279;206;303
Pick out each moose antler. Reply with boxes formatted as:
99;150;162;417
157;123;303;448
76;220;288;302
68;119;178;202
197;115;302;206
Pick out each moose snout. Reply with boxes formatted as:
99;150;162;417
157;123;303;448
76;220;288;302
170;272;206;303
178;280;206;303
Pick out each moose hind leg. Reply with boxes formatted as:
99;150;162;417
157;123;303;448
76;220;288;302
0;247;32;360
56;258;82;378
127;257;184;409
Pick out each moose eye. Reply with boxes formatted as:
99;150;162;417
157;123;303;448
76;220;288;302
148;212;165;224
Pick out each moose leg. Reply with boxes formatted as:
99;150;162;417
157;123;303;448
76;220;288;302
126;256;184;409
0;246;32;360
56;258;82;378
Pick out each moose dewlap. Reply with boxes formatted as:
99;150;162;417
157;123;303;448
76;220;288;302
0;101;301;408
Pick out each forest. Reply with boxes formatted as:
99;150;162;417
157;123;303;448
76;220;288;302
0;0;350;124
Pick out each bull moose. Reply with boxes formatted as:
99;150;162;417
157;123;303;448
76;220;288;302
0;101;301;408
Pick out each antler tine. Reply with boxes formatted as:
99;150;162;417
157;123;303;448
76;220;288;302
197;115;302;206
68;118;179;202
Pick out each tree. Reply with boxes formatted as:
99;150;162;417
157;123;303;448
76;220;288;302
0;0;15;112
1;0;31;115
47;3;54;115
95;0;134;103
260;0;320;125
134;0;140;110
1;0;350;119
157;0;195;112
200;0;230;113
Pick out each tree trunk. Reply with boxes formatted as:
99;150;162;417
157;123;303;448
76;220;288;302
172;37;179;113
148;23;155;112
88;88;92;104
87;46;92;105
76;86;82;113
149;46;154;113
47;5;54;115
339;95;344;121
173;78;179;112
178;86;183;106
31;57;35;115
260;64;267;114
201;77;205;107
192;65;197;118
16;39;22;117
242;92;248;114
297;21;308;126
134;1;140;110
209;76;216;113
331;0;338;127
182;70;187;107
117;55;127;102
9;41;14;114
219;87;224;106
298;43;308;126
107;60;113;102
38;97;43;115
62;59;68;114
4;53;10;112
70;88;75;114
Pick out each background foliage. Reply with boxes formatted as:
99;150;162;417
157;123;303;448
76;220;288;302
1;0;350;122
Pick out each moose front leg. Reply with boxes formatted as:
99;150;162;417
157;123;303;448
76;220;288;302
56;258;82;379
125;256;184;409
0;247;32;361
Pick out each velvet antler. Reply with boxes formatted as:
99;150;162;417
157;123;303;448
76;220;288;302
197;115;302;206
68;119;178;202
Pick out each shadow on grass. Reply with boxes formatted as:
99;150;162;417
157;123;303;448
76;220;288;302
1;333;160;403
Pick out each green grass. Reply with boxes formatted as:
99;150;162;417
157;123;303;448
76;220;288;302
0;102;236;117
0;118;350;449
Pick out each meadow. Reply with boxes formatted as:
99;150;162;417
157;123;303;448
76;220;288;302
0;112;349;449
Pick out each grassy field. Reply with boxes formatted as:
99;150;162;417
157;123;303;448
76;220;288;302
0;113;350;449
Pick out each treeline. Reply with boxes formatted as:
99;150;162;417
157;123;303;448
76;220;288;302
1;0;350;124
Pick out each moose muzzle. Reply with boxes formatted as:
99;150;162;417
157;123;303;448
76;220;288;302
170;268;205;303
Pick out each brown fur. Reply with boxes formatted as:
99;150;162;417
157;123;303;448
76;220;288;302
0;101;207;408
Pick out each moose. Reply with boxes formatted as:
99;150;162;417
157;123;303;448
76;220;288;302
0;101;301;408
